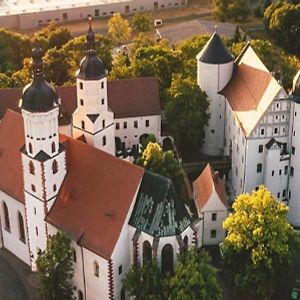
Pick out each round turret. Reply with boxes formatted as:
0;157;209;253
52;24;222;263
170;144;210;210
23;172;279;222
76;20;106;80
21;42;57;112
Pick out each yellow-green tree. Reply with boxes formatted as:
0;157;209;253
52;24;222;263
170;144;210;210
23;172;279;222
136;142;184;192
222;186;300;298
108;13;132;45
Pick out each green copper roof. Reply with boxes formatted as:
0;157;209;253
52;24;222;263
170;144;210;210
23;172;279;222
129;171;192;237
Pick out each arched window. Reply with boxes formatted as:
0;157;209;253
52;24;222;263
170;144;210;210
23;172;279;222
72;248;77;263
78;290;84;300
161;244;174;275
143;241;152;264
29;161;35;175
51;142;56;153
3;202;10;232
94;261;99;277
18;212;26;243
52;160;58;174
257;163;262;173
28;143;33;154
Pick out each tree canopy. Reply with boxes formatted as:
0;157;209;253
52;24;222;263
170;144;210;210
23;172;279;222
222;186;300;298
213;0;251;22
166;75;209;156
136;142;184;191
264;2;300;55
108;13;132;45
36;231;75;300
167;248;222;300
131;13;152;32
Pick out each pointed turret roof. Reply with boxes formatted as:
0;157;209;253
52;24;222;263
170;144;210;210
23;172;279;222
198;32;233;65
21;41;58;112
76;18;106;80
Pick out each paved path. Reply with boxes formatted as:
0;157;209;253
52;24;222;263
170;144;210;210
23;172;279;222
0;253;29;300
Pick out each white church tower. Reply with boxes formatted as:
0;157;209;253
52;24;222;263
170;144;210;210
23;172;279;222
20;43;67;270
73;20;115;155
196;31;234;156
288;70;300;228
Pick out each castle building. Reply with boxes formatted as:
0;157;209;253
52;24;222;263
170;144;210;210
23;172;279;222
197;33;300;228
0;25;227;299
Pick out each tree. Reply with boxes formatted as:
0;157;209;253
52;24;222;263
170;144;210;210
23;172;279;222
36;231;75;300
131;13;152;32
264;3;300;55
35;22;73;51
140;133;157;152
108;13;132;45
213;0;251;22
222;186;300;299
165;75;209;156
130;32;156;57
167;248;222;300
230;39;299;90
0;29;31;73
123;262;165;299
136;142;184;192
109;52;133;80
0;72;13;88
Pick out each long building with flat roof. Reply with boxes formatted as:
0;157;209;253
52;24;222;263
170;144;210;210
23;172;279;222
0;0;187;29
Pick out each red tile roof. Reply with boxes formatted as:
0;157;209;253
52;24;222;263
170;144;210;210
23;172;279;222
220;63;272;112
0;110;144;259
193;164;227;211
0;77;161;122
0;110;25;203
47;139;144;259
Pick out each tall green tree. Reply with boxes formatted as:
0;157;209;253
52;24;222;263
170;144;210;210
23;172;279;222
167;248;222;300
131;13;152;32
36;232;75;300
123;262;165;300
136;142;184;192
165;75;209;156
222;186;300;299
0;29;31;73
0;72;13;88
264;3;300;55
108;13;132;45
213;0;251;22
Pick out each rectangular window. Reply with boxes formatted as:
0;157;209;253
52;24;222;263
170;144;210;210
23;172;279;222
285;165;288;175
124;122;127;129
116;123;120;130
277;192;280;198
274;127;278;134
258;145;263;153
101;98;105;105
134;121;138;128
291;166;294;176
271;170;274;176
145;120;150;127
80;99;84;106
101;82;104;89
260;128;265;135
119;265;122;275
95;9;99;17
292;146;295;155
80;82;83;90
62;13;68;21
102;136;106;146
102;120;105;128
283;189;286;197
210;230;217;238
279;169;282;175
212;213;217;221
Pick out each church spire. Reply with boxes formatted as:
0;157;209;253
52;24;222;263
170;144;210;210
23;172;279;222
31;40;44;80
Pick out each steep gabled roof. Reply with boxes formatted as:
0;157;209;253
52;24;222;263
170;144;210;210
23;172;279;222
196;32;233;64
193;164;227;211
129;171;192;237
0;77;161;123
220;44;284;137
47;139;144;259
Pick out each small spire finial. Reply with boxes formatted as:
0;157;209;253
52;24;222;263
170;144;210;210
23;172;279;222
86;17;96;54
31;38;44;80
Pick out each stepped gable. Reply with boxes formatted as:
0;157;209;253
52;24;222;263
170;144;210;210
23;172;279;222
193;164;227;211
129;171;192;237
198;32;233;65
47;138;144;259
0;77;160;123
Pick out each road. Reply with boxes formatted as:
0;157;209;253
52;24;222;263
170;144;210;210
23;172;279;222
0;254;28;300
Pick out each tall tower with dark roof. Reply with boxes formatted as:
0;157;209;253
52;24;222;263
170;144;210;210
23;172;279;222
72;20;115;156
196;31;234;156
20;42;67;271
